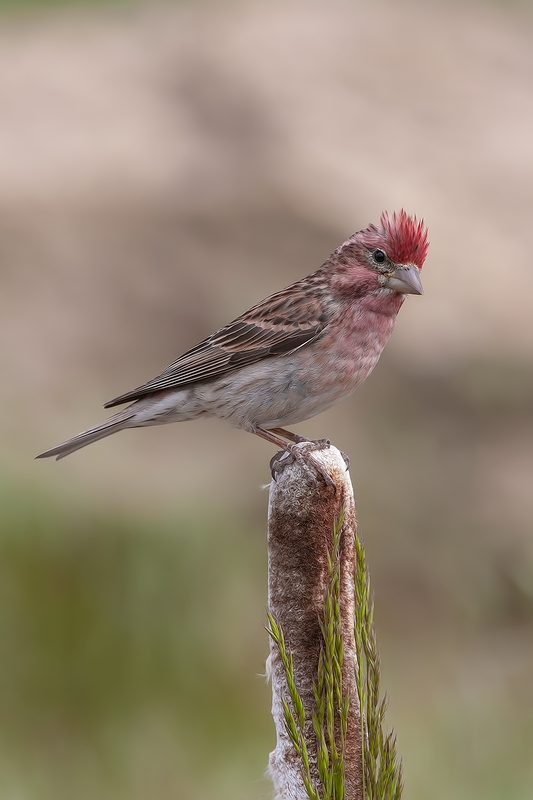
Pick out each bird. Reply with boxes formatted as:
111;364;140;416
36;210;428;485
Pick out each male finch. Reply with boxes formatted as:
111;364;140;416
37;210;428;483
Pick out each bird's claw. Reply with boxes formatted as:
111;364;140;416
269;439;335;490
269;449;292;480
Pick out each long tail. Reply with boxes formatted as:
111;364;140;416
36;408;136;461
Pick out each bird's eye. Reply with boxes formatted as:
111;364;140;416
373;249;387;264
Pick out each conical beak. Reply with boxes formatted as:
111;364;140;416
386;263;424;295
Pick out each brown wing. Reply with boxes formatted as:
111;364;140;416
104;279;332;408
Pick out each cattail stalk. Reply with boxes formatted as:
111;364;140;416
266;445;362;799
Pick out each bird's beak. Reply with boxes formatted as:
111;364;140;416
385;263;424;295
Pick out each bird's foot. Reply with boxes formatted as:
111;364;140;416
269;438;335;489
290;433;312;444
340;450;350;470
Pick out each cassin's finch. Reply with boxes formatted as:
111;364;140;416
37;210;428;484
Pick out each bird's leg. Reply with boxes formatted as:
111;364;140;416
267;427;350;471
267;427;311;444
253;427;334;489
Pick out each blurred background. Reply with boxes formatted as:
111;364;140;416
1;0;533;797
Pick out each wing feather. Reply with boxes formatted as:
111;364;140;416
104;277;332;408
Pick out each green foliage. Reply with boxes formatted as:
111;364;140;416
267;615;318;799
354;535;403;800
0;484;272;799
267;512;348;800
312;510;349;799
268;511;403;799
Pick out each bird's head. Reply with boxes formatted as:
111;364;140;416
330;210;428;301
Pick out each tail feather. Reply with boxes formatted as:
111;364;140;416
36;409;136;461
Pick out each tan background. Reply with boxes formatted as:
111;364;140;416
1;0;532;797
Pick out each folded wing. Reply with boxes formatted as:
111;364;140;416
104;280;332;408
